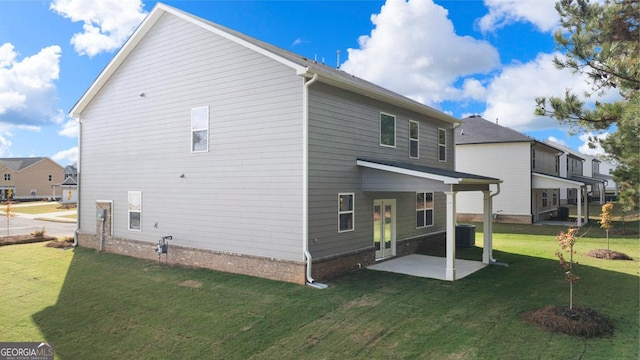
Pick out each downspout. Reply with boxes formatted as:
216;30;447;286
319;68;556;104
489;182;500;264
73;118;82;247
302;73;327;289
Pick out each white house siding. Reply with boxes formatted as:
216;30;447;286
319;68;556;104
307;82;451;260
79;13;305;261
456;142;532;218
532;144;559;176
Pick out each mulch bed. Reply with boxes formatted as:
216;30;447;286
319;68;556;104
46;239;75;249
586;249;633;260
522;305;614;338
0;234;56;247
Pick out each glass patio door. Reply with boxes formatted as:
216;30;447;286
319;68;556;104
373;199;396;260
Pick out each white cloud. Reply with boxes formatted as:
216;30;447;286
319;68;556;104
51;146;78;165
0;43;62;126
341;0;499;105
50;0;147;57
478;0;559;33
547;136;568;147
482;52;620;131
0;134;11;157
58;119;79;137
578;132;609;156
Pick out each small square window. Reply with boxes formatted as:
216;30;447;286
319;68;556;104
4;174;10;181
338;193;354;232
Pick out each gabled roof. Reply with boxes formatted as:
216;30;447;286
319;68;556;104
455;116;532;145
61;176;78;186
0;157;46;172
70;3;459;126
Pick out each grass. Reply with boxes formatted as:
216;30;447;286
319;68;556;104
0;220;638;359
5;202;75;215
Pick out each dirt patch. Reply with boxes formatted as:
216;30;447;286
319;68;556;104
586;249;633;260
46;239;75;249
179;280;202;288
0;234;56;247
522;305;614;338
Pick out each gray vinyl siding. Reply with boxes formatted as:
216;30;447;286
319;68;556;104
307;82;450;259
532;145;559;176
79;13;304;261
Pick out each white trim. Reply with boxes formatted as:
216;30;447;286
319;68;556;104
379;112;396;148
127;191;142;232
191;106;209;153
416;191;434;228
357;159;461;184
438;128;447;162
338;193;355;233
409;120;419;159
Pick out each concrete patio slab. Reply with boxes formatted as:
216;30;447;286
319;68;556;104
368;254;487;281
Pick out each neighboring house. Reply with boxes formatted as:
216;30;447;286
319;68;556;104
455;116;591;225
0;157;64;200
597;159;618;199
69;3;500;285
58;164;79;203
545;140;607;208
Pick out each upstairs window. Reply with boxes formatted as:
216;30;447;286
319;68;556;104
438;128;446;162
416;192;434;228
409;120;419;158
191;106;209;152
380;113;396;148
128;191;142;231
3;174;9;181
48;175;53;181
338;193;354;232
532;149;536;169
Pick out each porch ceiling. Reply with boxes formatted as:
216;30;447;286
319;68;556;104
357;159;500;193
532;172;583;189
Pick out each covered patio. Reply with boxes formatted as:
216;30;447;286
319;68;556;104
357;159;502;281
368;254;487;280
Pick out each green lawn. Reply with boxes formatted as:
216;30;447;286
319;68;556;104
0;222;638;359
4;202;76;215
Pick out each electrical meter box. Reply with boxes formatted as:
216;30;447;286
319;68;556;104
96;208;106;221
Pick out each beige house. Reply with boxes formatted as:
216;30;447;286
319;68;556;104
0;157;64;200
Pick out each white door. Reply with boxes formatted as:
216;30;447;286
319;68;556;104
373;199;396;260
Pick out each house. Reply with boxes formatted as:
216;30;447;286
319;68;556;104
455;116;594;225
545;140;608;208
58;164;79;203
70;3;500;285
0;157;64;200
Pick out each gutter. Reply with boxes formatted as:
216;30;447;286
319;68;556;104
302;73;327;289
73;118;81;247
489;183;501;264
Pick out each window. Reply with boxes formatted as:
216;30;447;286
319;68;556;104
3;174;9;181
48;175;52;181
555;157;559;174
542;191;548;207
553;191;558;206
380;113;396;147
416;192;434;228
409;120;419;158
338;193;354;232
438;128;446;162
128;191;142;231
191;106;209;152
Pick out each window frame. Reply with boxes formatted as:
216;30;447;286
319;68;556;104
379;112;396;148
3;174;9;181
438;128;447;162
128;191;142;231
409;120;419;159
338;193;355;233
416;192;434;228
191;106;209;153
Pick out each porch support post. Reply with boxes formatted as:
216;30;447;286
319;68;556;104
583;186;589;224
482;190;492;264
445;190;456;281
576;186;582;227
599;183;605;204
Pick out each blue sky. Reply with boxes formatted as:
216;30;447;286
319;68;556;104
0;0;618;166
